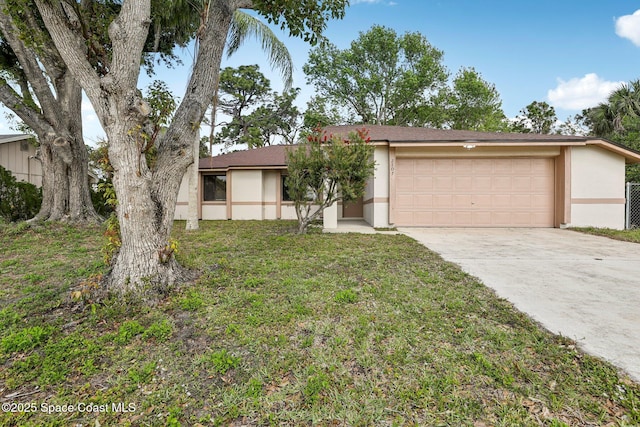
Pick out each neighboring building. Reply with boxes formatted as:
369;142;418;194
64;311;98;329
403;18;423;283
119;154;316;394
176;125;640;230
0;134;42;187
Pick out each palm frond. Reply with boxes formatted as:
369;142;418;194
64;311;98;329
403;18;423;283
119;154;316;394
227;11;294;89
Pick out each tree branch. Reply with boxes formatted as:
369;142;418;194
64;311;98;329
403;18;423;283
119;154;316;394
0;3;62;127
0;78;54;135
34;0;103;114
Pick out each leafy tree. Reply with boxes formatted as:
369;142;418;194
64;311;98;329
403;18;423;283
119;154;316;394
32;0;348;295
512;101;557;134
446;67;508;131
285;128;375;234
206;9;294;146
304;25;448;126
0;2;100;223
0;165;42;222
213;65;300;149
582;79;640;181
302;96;345;133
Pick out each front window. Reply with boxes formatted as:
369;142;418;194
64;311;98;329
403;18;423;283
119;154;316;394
203;175;226;201
281;174;293;202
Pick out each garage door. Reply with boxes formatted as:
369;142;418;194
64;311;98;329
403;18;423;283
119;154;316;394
394;158;555;227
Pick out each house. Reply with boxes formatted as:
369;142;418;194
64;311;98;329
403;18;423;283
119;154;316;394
0;134;42;187
175;125;640;230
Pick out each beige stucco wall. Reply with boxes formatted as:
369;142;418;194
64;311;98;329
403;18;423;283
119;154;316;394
570;145;626;229
0;140;43;187
366;145;390;227
174;174;190;220
230;170;263;220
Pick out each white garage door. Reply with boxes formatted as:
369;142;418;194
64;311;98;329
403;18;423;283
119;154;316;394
394;158;555;227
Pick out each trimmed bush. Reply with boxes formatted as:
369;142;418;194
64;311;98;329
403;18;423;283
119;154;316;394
0;165;41;222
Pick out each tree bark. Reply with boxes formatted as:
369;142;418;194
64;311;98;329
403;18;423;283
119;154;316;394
36;0;236;294
185;130;200;230
0;1;100;224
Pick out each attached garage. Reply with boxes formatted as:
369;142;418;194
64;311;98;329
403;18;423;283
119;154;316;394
394;157;555;227
176;125;640;230
321;125;640;230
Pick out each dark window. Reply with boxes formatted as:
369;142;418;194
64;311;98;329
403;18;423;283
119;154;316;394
282;174;314;202
20;141;29;152
281;174;293;201
203;175;226;201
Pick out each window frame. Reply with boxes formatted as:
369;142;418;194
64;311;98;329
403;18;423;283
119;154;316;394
202;174;227;202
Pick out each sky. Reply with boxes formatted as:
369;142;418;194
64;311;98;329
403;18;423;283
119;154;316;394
3;0;640;145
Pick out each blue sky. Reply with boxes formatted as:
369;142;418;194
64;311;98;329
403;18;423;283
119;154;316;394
4;0;640;143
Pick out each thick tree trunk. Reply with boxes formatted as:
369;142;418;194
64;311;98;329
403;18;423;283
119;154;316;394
30;134;101;224
36;0;234;296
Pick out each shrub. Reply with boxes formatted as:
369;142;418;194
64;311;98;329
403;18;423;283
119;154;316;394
0;165;42;222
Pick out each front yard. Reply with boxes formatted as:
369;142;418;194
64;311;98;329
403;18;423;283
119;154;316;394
0;220;638;426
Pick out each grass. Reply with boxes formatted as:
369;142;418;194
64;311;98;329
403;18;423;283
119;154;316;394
571;226;640;243
0;220;639;426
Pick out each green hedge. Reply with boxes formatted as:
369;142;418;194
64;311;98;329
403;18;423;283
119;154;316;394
0;165;42;222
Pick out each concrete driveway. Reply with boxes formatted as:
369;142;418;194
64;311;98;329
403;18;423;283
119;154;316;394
399;228;640;383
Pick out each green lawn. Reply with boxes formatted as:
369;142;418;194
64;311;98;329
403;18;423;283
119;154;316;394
571;226;640;243
0;220;638;426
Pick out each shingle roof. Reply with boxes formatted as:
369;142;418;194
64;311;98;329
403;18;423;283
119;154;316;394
323;124;588;142
199;144;290;170
198;125;640;169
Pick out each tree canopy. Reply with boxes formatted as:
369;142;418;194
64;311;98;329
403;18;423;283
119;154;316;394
511;101;557;134
213;65;300;149
304;25;449;126
582;79;640;181
445;67;507;131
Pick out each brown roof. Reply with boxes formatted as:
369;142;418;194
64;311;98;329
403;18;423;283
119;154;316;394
199;125;640;169
199;144;290;170
323;124;588;142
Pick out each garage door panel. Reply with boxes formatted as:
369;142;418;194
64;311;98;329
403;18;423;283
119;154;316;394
415;176;434;190
492;194;511;208
415;195;433;208
395;157;554;227
396;176;414;191
473;177;492;191
455;176;472;190
434;176;454;191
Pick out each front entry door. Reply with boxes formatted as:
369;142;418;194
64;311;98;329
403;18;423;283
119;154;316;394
343;196;364;218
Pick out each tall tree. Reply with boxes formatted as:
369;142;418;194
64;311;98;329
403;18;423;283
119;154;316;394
214;65;299;149
304;25;448;126
512;101;557;134
0;3;100;223
189;10;294;230
583;79;640;181
207;9;294;146
446;67;507;131
33;0;347;296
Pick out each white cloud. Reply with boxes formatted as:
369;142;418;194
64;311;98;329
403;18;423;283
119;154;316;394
615;10;640;46
547;73;622;110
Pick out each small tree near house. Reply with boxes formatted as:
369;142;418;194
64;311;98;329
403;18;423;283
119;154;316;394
285;128;375;234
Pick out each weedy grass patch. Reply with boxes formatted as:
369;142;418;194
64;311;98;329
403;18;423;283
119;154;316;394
572;226;640;243
0;220;638;426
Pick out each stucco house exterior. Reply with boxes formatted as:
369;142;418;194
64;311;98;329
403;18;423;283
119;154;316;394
175;125;640;230
0;134;42;187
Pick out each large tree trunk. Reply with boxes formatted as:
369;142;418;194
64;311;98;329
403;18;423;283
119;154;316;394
0;2;100;225
36;0;235;296
31;133;101;224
